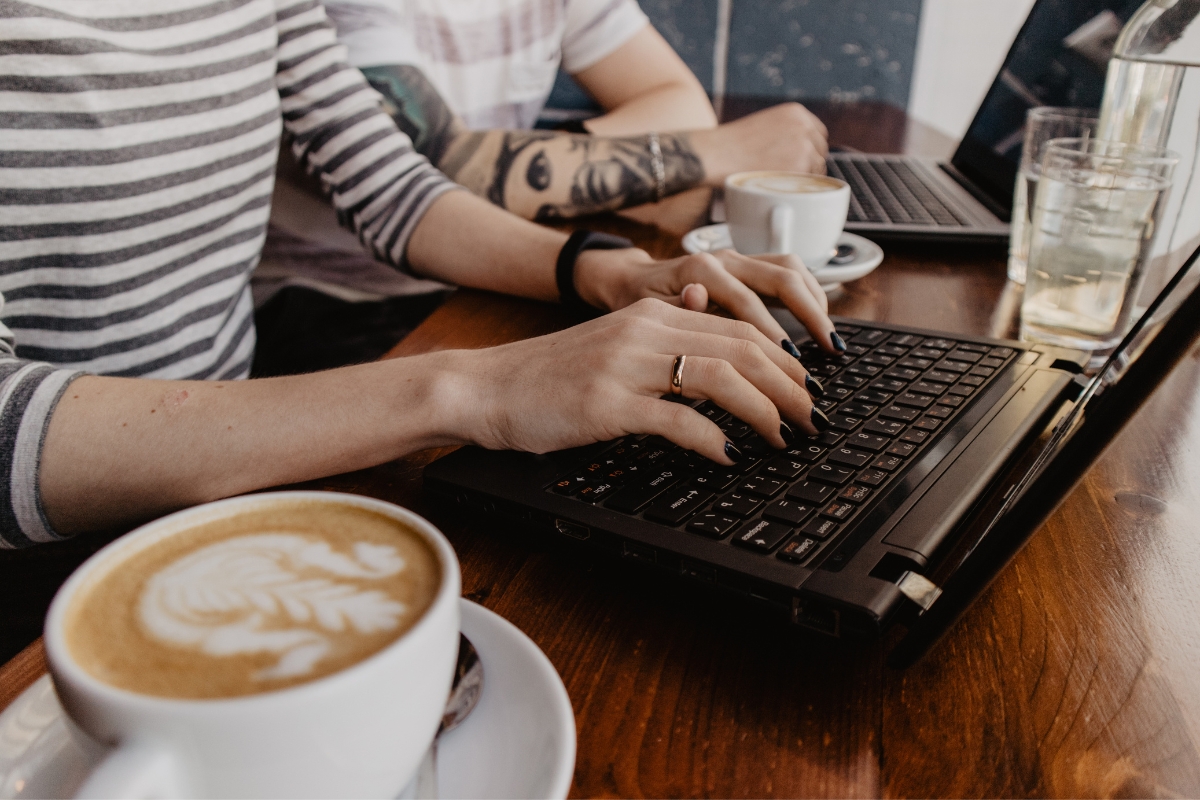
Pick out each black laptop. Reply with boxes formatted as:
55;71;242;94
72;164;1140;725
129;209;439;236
830;0;1144;243
425;243;1200;664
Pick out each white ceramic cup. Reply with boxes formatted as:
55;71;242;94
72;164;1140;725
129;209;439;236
44;492;461;799
724;171;851;269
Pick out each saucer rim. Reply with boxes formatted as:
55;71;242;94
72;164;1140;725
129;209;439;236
681;223;883;285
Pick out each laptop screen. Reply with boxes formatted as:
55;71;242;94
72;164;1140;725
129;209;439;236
950;0;1146;208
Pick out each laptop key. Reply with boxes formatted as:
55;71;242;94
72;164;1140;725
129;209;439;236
846;364;881;378
802;518;840;539
956;343;990;353
871;455;904;472
830;415;862;432
900;429;929;444
960;375;986;386
763;499;815;526
914;417;941;431
855;390;893;405
733;519;793;553
970;366;995;377
578;481;619;503
894;392;934;409
687;513;739;539
856;468;888;487
714;491;764;518
606;471;679;513
838;402;878;417
989;347;1015;357
828;385;855;401
696;401;729;424
860;353;894;367
737;475;786;498
909;380;945;396
815;430;845;446
927;405;954;419
839;484;872;503
864;419;906;437
643;487;713;525
980;356;1005;368
885;367;921;381
879;405;920;422
937;395;964;408
761;457;806;480
552;474;589;495
935;359;970;373
832;374;868;389
849;329;888;345
911;347;946;360
788;480;835;504
923;338;957;350
786;443;827;462
946;349;982;363
923;370;958;384
691;468;739;491
827;447;871;468
844;432;888;452
875;344;909;357
888;334;923;347
897;357;933;370
777;536;820;564
886;442;916;458
947;384;975;396
870;378;908;393
821;501;856;521
807;463;855;485
719;418;753;439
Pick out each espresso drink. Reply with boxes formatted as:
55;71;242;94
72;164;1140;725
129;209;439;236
64;502;440;699
728;171;843;194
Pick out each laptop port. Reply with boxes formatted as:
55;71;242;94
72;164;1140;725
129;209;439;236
622;540;656;564
679;559;715;584
792;596;841;637
554;519;590;540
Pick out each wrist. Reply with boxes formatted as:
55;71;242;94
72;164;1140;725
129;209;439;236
378;351;479;452
574;248;650;311
690;126;735;186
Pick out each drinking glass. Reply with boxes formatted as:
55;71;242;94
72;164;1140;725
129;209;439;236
1008;108;1098;285
1020;138;1177;361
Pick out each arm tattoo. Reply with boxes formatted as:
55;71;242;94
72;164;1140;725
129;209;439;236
357;64;706;219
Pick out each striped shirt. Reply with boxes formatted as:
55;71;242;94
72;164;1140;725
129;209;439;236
0;0;457;548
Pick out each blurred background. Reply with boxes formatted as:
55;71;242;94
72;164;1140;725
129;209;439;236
541;0;1039;140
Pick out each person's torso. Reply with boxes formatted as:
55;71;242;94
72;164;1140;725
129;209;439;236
0;0;286;380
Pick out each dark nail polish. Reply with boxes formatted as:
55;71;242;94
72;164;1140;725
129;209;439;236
780;422;796;445
830;331;847;352
724;440;744;462
781;338;802;359
805;374;826;397
811;407;832;432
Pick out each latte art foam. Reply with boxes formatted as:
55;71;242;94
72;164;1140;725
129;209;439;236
65;503;440;699
729;172;842;194
140;534;409;681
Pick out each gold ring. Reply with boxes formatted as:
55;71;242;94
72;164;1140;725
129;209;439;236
670;355;686;396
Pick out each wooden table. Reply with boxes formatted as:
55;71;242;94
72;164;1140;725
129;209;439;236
4;103;1200;798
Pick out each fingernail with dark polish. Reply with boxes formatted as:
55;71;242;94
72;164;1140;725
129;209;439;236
811;407;832;432
782;338;802;359
830;331;847;352
724;440;744;462
805;374;825;397
780;422;796;445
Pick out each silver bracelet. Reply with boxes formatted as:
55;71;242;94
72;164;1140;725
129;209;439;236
647;131;666;202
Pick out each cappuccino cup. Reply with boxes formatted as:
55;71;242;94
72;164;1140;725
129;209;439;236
724;171;851;269
44;492;461;798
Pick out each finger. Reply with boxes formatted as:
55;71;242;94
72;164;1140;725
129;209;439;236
741;251;828;312
680;253;792;347
633;396;734;465
719;252;840;353
655;334;817;439
644;302;827;401
680;282;708;312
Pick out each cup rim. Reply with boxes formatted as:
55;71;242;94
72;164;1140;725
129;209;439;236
44;491;461;711
1027;106;1099;123
724;170;849;196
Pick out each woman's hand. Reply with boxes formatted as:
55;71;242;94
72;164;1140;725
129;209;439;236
449;299;828;465
575;247;845;355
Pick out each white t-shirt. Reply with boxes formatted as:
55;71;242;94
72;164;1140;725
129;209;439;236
257;0;649;304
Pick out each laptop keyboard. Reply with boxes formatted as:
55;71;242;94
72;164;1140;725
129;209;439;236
827;157;970;227
546;324;1017;568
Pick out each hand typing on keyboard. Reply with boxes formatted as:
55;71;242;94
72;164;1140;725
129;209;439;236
449;299;826;466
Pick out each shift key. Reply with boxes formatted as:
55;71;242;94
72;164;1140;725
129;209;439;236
644;487;713;525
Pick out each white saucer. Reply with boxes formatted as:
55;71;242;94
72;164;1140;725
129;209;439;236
0;600;575;800
681;225;884;291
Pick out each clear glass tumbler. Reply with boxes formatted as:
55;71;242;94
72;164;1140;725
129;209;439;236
1020;138;1177;362
1008;108;1098;285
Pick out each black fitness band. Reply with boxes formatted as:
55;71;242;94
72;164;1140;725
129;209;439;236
555;230;635;318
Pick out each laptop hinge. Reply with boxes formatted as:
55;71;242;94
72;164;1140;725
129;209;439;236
897;571;942;613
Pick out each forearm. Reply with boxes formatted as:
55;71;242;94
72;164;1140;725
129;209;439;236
39;354;472;534
583;81;717;137
440;128;704;220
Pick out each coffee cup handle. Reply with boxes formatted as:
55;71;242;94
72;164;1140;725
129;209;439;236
75;739;187;799
769;205;792;255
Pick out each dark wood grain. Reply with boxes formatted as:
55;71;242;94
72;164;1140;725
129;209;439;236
4;104;1199;799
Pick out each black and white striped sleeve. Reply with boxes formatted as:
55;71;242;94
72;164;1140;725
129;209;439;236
274;0;460;270
0;296;83;549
